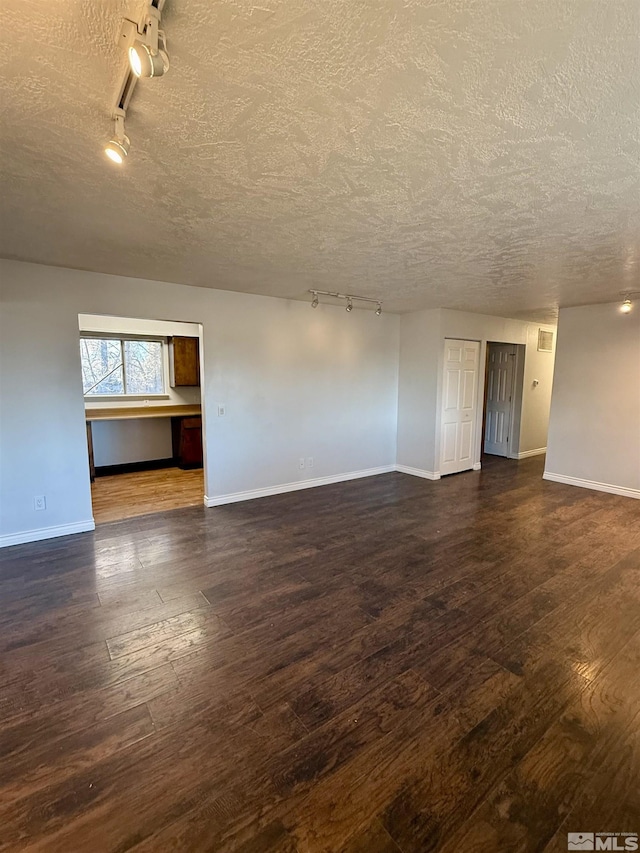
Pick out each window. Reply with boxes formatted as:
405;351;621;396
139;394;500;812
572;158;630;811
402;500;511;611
80;337;165;397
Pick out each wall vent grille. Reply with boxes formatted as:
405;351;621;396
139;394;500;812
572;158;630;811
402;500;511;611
538;329;554;352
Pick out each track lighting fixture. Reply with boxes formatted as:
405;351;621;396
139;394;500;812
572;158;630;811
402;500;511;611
102;2;170;164
308;290;383;315
129;40;167;78
105;137;130;164
125;4;169;78
619;291;639;314
104;112;130;164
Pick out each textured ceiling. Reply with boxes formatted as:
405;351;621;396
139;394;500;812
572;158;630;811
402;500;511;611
0;1;639;318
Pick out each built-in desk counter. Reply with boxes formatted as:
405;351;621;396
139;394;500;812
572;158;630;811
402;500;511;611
85;404;201;421
85;405;202;480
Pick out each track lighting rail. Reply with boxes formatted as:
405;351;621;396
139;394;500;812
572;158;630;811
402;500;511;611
309;290;383;314
104;0;170;164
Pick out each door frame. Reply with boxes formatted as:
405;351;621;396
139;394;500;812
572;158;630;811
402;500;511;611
435;337;526;476
482;341;525;459
77;313;208;526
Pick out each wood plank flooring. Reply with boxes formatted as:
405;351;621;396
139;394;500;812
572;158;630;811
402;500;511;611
91;467;204;523
1;456;639;852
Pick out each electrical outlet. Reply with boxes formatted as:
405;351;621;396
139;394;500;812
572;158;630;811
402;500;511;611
307;457;314;469
298;457;305;470
217;404;226;417
34;495;46;511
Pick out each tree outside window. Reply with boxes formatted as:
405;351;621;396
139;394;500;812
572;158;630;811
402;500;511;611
80;338;164;396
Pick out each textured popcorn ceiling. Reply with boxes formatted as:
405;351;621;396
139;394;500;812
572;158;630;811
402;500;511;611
0;1;639;317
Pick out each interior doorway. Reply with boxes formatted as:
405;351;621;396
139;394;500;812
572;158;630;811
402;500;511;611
482;341;526;458
79;313;206;524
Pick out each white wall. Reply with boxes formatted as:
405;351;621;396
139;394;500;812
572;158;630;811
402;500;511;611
79;314;201;467
79;314;200;347
519;323;557;456
396;310;441;475
397;308;556;475
545;303;640;498
91;420;173;468
0;260;400;545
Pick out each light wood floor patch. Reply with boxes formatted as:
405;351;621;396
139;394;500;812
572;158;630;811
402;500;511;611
91;467;204;523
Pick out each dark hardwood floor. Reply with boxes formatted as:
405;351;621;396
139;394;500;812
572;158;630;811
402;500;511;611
1;456;639;852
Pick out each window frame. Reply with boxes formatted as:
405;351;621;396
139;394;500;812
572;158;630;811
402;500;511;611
80;333;169;400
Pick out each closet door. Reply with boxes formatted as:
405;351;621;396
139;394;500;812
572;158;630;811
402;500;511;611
440;339;480;475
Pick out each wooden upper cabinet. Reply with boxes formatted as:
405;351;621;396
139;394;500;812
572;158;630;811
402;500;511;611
169;336;200;387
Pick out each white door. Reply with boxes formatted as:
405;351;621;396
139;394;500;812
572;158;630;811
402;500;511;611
440;339;480;476
484;343;516;457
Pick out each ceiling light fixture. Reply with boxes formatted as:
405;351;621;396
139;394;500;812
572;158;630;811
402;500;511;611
125;4;169;79
103;1;169;165
308;290;383;315
104;111;130;164
619;291;640;314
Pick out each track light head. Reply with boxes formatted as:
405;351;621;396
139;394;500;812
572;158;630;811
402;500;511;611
346;298;353;312
621;297;633;314
375;303;382;315
125;7;169;78
104;112;129;164
129;40;169;78
311;293;319;308
104;135;130;164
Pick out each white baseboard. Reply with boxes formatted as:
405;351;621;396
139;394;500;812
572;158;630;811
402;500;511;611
517;447;547;459
395;464;441;481
204;465;396;507
0;519;96;549
543;472;640;500
472;462;482;471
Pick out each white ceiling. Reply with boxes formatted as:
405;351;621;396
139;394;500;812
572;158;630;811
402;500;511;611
0;1;638;318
